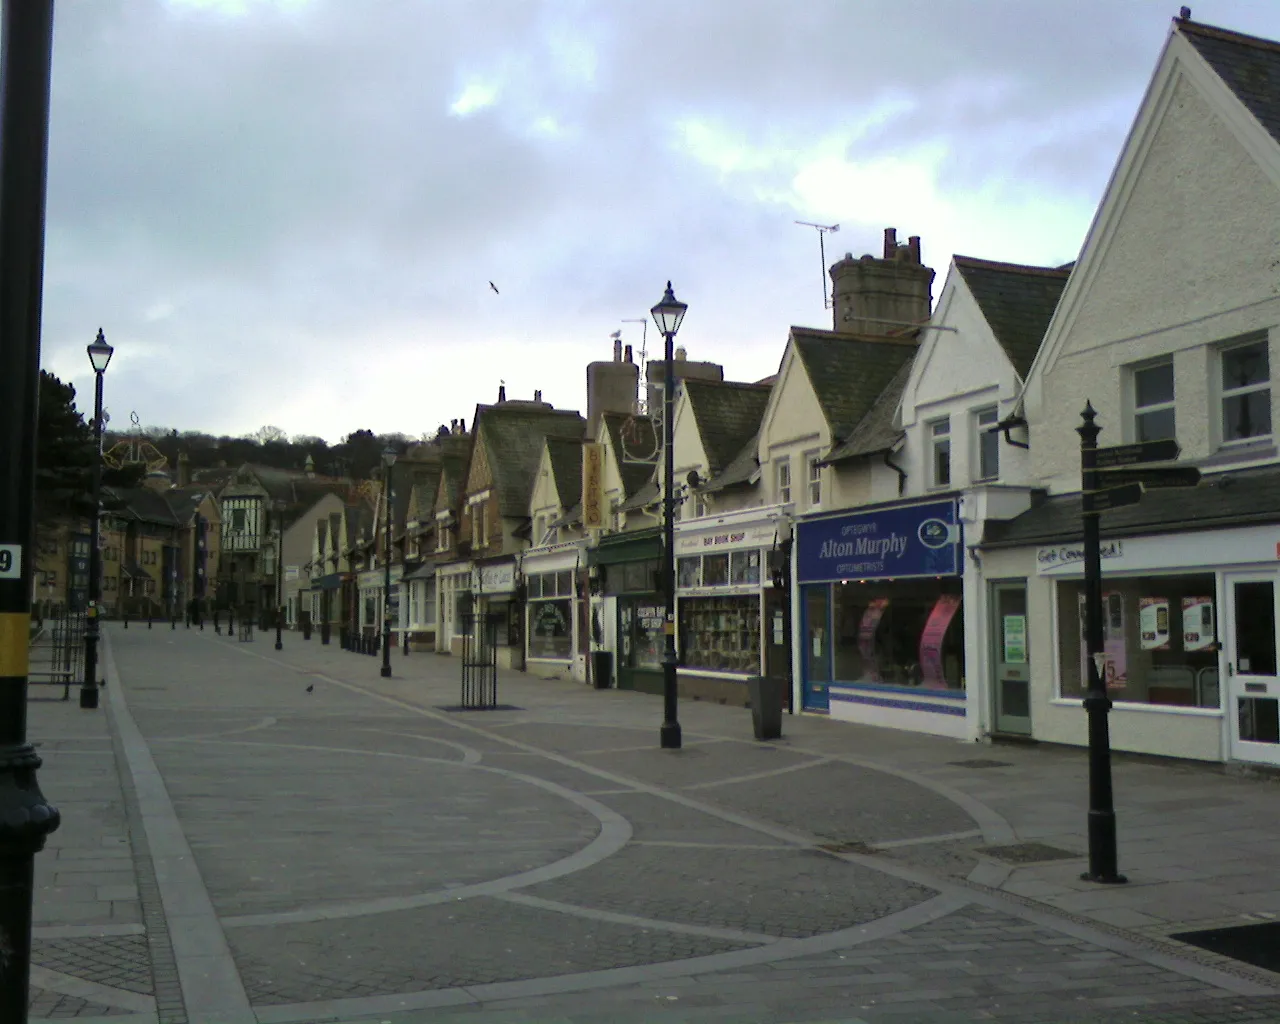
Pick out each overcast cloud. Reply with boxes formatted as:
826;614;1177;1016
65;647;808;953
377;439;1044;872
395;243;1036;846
35;0;1280;441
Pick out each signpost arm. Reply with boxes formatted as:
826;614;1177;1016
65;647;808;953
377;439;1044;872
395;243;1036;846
1078;401;1126;885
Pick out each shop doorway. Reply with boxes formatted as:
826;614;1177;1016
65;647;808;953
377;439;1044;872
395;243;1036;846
1225;573;1280;766
764;587;792;712
801;585;830;711
991;582;1032;736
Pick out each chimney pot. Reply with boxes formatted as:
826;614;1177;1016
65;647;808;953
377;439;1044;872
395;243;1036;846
624;344;633;363
883;227;898;259
498;384;506;403
534;389;542;402
908;235;921;263
613;337;622;361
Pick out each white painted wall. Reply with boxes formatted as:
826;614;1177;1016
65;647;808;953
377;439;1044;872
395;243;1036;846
756;343;824;516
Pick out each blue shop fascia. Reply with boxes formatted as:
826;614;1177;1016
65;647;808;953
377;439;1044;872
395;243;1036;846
795;495;973;739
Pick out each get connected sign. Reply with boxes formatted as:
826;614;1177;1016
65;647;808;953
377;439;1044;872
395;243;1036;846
797;500;961;583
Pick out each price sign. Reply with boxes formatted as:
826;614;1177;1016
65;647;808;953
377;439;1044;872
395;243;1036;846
0;544;21;579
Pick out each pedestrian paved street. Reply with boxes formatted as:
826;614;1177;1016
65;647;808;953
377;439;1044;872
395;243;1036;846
24;624;1280;1024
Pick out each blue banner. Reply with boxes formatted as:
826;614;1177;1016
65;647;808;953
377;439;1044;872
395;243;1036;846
797;499;961;582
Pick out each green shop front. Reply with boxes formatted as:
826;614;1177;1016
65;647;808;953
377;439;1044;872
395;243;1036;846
592;528;665;693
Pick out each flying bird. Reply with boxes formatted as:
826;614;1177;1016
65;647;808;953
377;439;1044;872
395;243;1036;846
489;281;500;294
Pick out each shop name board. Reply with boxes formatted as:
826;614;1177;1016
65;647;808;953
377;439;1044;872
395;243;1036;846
797;500;960;582
676;524;774;554
471;563;515;593
1036;540;1123;573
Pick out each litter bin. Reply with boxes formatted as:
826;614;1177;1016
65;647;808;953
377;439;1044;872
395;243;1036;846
591;650;613;690
747;675;784;740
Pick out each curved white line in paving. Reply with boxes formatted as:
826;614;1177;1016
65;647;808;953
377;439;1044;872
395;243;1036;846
202;739;632;928
354;728;484;764
151;715;278;744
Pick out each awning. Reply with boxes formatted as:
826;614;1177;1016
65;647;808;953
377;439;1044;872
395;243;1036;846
120;562;152;581
317;573;344;591
404;561;436;581
591;527;662;566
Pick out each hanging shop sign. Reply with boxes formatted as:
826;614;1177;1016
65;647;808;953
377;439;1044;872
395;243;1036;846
797;499;961;582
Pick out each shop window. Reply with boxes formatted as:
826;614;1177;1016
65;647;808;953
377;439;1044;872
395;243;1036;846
974;407;999;481
776;457;791;504
678;556;701;588
808;456;822;507
832;579;964;689
1132;359;1175;443
929;418;951;488
529;597;572;659
1055;575;1219;708
729;550;761;585
1220;338;1270;443
620;599;665;669
556;570;573;596
680;594;761;674
702;553;729;587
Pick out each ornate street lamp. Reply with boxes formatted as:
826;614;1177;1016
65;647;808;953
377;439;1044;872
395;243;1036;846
651;282;687;750
380;445;396;678
81;328;113;710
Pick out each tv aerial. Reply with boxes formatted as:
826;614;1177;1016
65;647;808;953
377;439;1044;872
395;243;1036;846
795;220;839;310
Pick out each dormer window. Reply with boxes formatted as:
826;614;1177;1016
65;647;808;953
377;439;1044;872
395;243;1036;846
929;418;951;488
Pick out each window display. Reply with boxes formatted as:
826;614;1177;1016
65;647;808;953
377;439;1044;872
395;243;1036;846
679;595;761;674
831;579;964;689
1056;575;1219;708
620;598;665;669
529;598;572;659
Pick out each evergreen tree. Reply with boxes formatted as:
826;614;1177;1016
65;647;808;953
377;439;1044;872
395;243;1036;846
35;371;95;524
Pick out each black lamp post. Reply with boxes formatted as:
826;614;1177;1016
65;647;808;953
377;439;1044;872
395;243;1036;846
0;5;62;1021
380;445;396;678
651;281;687;750
274;503;284;650
81;329;113;710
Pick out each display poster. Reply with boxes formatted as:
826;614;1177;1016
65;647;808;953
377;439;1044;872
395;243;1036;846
1138;597;1170;650
1078;593;1128;690
919;594;962;688
1182;597;1216;651
857;598;889;681
1002;614;1027;664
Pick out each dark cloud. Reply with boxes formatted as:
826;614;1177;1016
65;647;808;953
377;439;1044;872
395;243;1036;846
35;0;1280;439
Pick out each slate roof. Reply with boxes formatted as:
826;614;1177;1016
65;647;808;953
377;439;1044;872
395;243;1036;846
617;477;659;512
684;379;773;475
982;464;1280;548
545;438;584;510
953;257;1070;379
789;327;919;444
602;412;658;499
1180;18;1280;146
475;404;587;517
163;486;212;524
103;486;180;526
700;434;761;494
436;450;468;517
823;357;913;464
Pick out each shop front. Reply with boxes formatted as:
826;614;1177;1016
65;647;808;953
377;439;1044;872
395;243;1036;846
402;560;436;651
523;541;587;681
593;528;664;693
675;515;781;705
982;521;1280;766
435;562;472;655
796;498;968;738
472;559;521;670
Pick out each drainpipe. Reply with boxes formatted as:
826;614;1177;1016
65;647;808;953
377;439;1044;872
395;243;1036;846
882;450;907;495
996;412;1029;450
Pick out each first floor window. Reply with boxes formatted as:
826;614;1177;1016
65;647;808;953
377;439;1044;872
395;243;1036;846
975;407;999;481
1056;574;1219;708
808;456;822;507
930;418;951;488
1132;359;1175;442
1221;338;1271;443
776;458;791;504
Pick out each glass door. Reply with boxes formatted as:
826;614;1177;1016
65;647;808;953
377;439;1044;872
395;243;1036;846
991;582;1032;736
1225;574;1280;767
802;584;831;711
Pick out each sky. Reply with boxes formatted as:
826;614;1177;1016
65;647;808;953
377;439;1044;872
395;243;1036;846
35;0;1280;443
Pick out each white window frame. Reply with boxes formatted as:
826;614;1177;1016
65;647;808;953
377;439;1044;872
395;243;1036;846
1218;337;1271;446
806;454;822;508
974;406;999;482
776;457;792;504
929;417;951;489
1130;357;1176;444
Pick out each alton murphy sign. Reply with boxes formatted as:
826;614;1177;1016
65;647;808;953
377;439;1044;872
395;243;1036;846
797;499;962;583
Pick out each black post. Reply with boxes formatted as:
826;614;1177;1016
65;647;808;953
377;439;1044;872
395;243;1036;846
381;462;393;678
1078;401;1126;885
0;4;62;1020
659;296;681;750
81;359;105;709
273;514;283;651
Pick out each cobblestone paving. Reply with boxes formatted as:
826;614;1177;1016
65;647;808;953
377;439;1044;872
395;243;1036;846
597;789;801;845
226;895;753;1004
32;934;154;994
26;987;123;1019
527;843;935;938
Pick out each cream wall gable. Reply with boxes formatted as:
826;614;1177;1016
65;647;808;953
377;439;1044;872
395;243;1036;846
672;386;709;489
757;340;829;510
528;444;561;519
1024;31;1280;490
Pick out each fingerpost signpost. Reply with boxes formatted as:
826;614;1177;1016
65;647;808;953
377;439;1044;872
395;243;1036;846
1077;402;1199;884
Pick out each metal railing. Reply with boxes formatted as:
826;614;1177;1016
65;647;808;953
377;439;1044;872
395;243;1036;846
27;611;87;700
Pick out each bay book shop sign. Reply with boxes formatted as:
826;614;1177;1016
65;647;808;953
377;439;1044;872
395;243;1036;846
797;499;961;583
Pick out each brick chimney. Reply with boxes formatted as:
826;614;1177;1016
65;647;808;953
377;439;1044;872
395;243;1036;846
587;336;640;436
829;227;935;336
